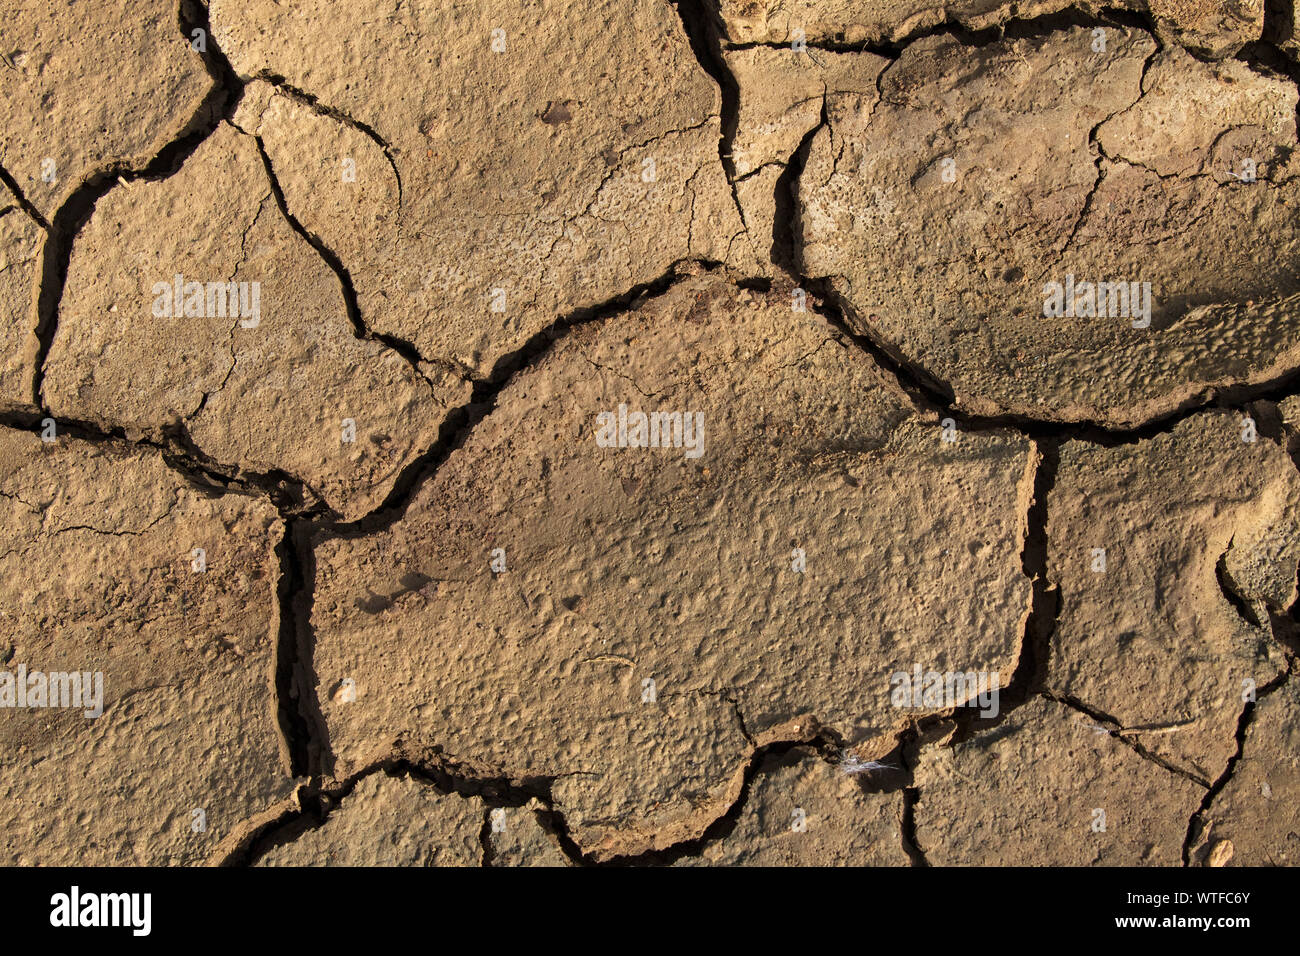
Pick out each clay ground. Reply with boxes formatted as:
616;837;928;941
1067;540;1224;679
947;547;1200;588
1;0;1298;867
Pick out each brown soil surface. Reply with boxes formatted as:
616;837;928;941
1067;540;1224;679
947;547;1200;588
1;0;1297;866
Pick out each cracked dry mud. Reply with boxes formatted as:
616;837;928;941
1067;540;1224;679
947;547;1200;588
0;0;1298;868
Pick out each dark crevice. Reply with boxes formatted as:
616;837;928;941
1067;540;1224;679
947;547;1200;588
1046;691;1212;788
721;5;1164;58
883;443;1063;754
724;693;755;746
577;731;843;867
162;413;323;515
1267;453;1300;652
1238;38;1300;83
250;136;434;381
771;94;827;274
478;809;495;867
1264;0;1297;48
999;441;1063;718
806;278;1300;451
806;289;960;414
0;409;314;511
1059;79;1125;263
394;746;558;807
223;749;558;867
288;517;329;779
1237;38;1300;139
213;796;307;868
839;443;1062;819
30;0;242;412
322;259;718;541
0;163;50;231
924;5;1160;50
863;719;936;866
180;0;244;100
1216;411;1300;655
756;4;1300;446
720;2;1300;83
900;788;928;866
1247;0;1300;133
1183;662;1293;865
249;73;404;209
735;275;772;292
273;519;318;778
530;806;590;864
722;37;904;59
671;1;746;225
1265;602;1300;657
1216;542;1264;630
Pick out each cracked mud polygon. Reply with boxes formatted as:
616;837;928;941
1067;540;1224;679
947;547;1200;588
2;0;1298;871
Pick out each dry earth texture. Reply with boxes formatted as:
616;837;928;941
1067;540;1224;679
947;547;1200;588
2;0;1299;867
